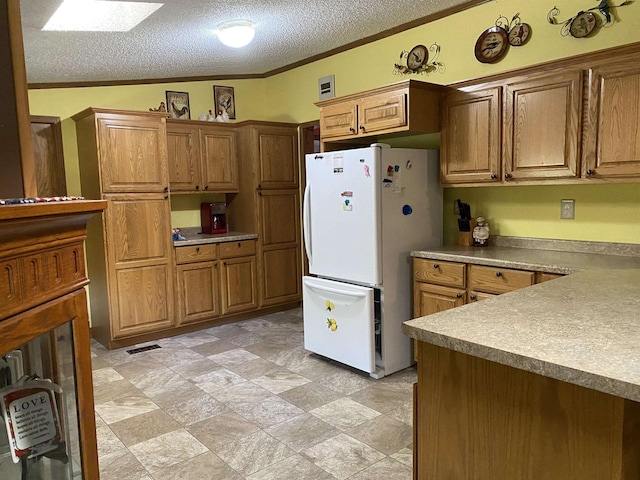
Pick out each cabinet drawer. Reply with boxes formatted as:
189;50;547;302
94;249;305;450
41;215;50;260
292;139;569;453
175;244;218;264
468;265;534;294
219;240;256;258
536;272;563;283
413;258;465;288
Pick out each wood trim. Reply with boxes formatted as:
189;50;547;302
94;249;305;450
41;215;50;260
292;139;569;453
7;0;36;197
94;301;302;349
451;40;640;90
71;289;100;480
26;0;491;90
263;0;493;77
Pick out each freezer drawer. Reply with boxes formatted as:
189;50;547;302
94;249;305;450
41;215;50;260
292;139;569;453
302;276;375;373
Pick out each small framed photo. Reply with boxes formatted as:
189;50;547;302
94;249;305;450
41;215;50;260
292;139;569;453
213;85;236;120
166;91;191;119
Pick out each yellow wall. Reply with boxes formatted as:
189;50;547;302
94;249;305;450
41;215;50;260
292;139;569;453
28;0;640;243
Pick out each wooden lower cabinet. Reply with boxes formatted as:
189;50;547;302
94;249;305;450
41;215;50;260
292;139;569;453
175;239;257;325
412;258;563;361
414;282;465;316
176;261;220;324
220;255;257;314
413;342;640;480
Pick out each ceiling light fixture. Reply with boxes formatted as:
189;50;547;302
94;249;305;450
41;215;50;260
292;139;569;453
217;20;255;48
42;0;163;32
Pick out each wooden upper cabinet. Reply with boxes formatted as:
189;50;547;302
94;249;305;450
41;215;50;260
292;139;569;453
441;87;502;185
503;70;582;181
320;101;358;138
200;125;238;192
256;126;299;189
167;120;238;192
358;90;407;135
96;114;169;193
317;80;443;144
167;122;200;191
583;61;640;179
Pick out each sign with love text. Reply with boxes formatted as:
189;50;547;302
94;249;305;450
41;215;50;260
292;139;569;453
1;384;63;463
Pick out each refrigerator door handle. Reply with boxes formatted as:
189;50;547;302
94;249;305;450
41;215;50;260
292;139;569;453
303;182;312;264
303;278;367;300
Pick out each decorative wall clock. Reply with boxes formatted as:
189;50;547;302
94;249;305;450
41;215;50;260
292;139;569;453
474;13;532;63
474;26;509;63
393;43;444;75
547;1;632;38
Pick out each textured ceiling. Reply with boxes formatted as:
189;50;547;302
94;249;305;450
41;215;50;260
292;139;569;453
20;0;474;85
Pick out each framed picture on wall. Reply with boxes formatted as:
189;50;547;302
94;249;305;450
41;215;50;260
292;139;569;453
213;85;236;120
166;91;191;119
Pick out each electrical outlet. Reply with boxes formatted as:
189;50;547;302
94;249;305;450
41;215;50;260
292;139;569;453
560;199;575;220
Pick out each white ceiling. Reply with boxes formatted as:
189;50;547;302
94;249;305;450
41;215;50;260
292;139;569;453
20;0;474;86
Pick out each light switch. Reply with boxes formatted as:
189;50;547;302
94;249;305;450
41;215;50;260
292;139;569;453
560;199;575;220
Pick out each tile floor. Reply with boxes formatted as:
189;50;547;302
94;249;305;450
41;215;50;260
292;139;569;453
91;308;416;479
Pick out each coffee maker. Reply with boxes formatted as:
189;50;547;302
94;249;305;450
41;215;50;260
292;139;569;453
200;202;228;234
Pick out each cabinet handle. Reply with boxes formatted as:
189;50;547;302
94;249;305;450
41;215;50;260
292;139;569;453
349;127;355;133
196;247;200;252
495;271;502;277
456;292;463;298
433;264;439;269
504;173;512;180
586;169;594;176
258;184;262;190
214;262;218;268
164;195;169;200
204;185;209;190
195;185;200;190
470;294;477;300
490;173;497;180
237;242;241;247
223;261;227;266
164;186;169;192
359;125;365;132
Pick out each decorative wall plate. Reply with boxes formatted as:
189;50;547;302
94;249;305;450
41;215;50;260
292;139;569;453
508;22;531;46
474;26;509;63
569;11;598;38
547;2;632;38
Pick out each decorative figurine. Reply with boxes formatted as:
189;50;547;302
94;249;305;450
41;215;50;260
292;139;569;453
472;217;490;246
215;109;230;122
149;102;166;112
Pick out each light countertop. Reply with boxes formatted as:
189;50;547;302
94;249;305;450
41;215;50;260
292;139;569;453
173;226;257;246
404;242;640;402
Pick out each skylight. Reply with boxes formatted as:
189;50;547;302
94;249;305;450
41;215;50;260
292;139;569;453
42;0;164;32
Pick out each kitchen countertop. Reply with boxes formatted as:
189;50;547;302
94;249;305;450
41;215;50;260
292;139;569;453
404;241;640;402
173;226;257;246
411;244;640;274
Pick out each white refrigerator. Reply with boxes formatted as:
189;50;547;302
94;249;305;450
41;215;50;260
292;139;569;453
302;144;442;378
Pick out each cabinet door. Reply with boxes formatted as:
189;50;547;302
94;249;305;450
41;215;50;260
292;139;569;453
583;62;640;179
256;126;299;189
258;189;301;306
200;126;238;192
96;115;168;193
176;261;220;324
358;90;407;135
104;194;174;338
262;246;301;306
319;101;358;139
414;282;465;318
441;87;502;185
167;123;200;192
503;71;582;181
220;256;257;315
